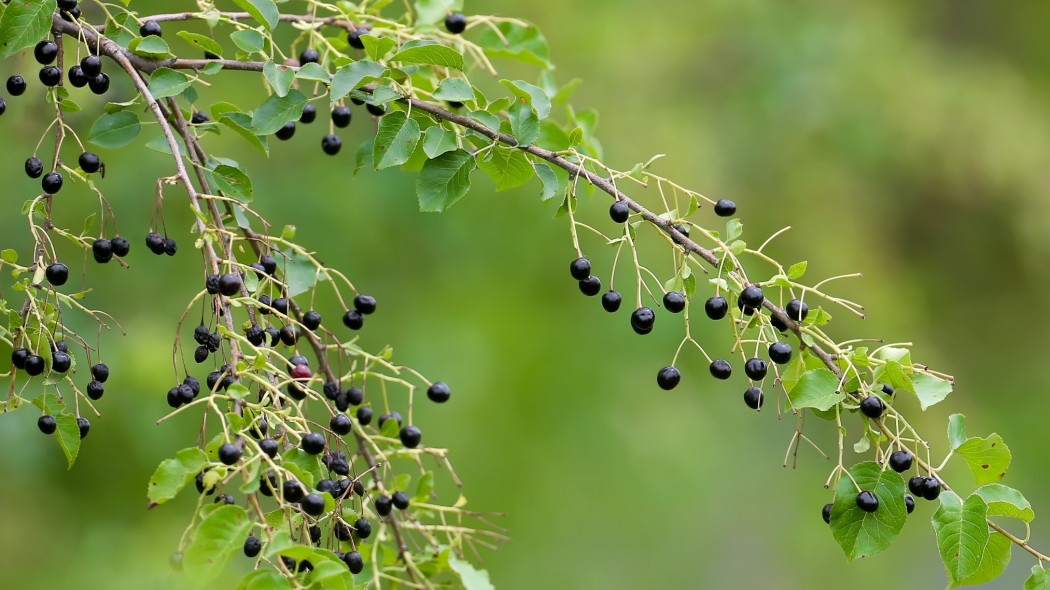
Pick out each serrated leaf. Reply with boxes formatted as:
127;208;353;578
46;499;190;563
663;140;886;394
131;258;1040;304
263;61;295;97
0;0;56;60
477;21;550;68
54;413;81;469
786;368;841;411
232;0;278;29
477;147;533;191
220;112;269;156
251;89;307;135
932;491;989;585
294;62;329;83
149;68;192;99
433;78;475;102
330;61;385;104
207;164;253;202
1026;566;1050;590
500;79;551;119
829;461;907;560
873;360;914;395
912;372;952;410
508;101;540;146
373;111;421;170
974;484;1034;522
147;447;209;506
361;34;396;61
184;505;252;583
948;413;967;451
88;111;141;149
391;41;464;70
422;126;457;158
787;261;807;279
231;29;265;53
534;162;560;201
957;530;1010;587
177;32;223;57
417;149;475;212
956;434;1011;485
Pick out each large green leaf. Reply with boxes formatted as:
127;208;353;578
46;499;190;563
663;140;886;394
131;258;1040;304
873;360;914;395
237;569;293;590
477;147;533;191
207;164;253;202
932;491;989;585
422;126;458;158
330;61;385;104
281;250;326;298
433;78;475;102
232;0;278;29
148;68;192;99
912;372;952;410
477;21;551;68
184;505;253;583
829;461;907;561
220;112;269;156
176;32;223;57
373;111;421;170
263;61;295;97
0;0;57;60
147;447;208;506
251;89;307;135
956;433;1011;485
129;36;171;59
957;531;1011;587
974;483;1034;522
54;413;81;469
88;111;142;149
417;149;475;212
508;101;539;146
1026;566;1050;590
500;80;551;119
391;41;464;70
361;34;396;61
786;368;841;412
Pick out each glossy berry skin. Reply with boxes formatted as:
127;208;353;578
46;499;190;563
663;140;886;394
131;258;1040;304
77;417;90;439
921;477;942;501
35;40;58;65
90;363;109;383
856;490;879;513
656;366;681;390
744;358;767;381
25;354;45;376
710;359;732;380
302;310;322;331
39;66;61;87
145;232;165;255
301;432;326;455
321;134;342;155
343;309;364;330
859;395;885;419
631;307;655;332
299;103;317;123
11;348;28;369
770;314;788;332
299;48;320;65
768;342;793;365
89;73;110;95
374;495;393;516
822;503;833;524
243;536;262;558
609;201;630;223
45;262;69;286
392;491;410;510
713;199;737;217
663;291;686;313
354;517;372;539
275;121;296;140
907;475;926;496
111;236;130;257
283;480;305;503
0;97;5;116
569;257;591;280
330;414;353;435
291;365;311;381
51;352;71;373
888;449;913;473
601;290;622;312
445;12;468;34
279;325;300;346
259;438;278;458
38;415;57;434
351;294;376;315
139;20;163;37
7;75;26;95
191;111;209;125
78;152;101;173
356;406;373;426
427;381;450;403
345;386;364;406
331;106;352;128
785;299;809;322
347;28;370;49
42;172;63;194
218;443;242;465
162;237;177;256
86;380;104;400
882;384;895;396
743;386;764;410
704;296;728;320
739;286;764;309
92;239;113;263
25;157;43;179
366;103;385;117
578;276;601;296
80;55;102;77
905;494;916;514
400;425;422;448
300;493;325;516
66;66;86;85
343;550;364;574
218;273;241;296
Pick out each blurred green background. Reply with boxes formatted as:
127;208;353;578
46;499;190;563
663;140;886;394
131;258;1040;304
2;0;1049;588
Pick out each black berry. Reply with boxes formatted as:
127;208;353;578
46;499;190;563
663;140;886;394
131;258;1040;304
92;238;113;263
275;121;296;140
656;366;681;390
218;273;241;296
38;415;57;434
279;324;299;346
302;310;322;331
34;41;58;65
259;438;278;458
300;493;325;516
907;475;926;497
354;294;377;314
39;66;61;87
353;517;372;539
78;152;101;173
882;383;895;396
701;296;727;320
11;347;28;369
49;351;70;373
888;449;913;473
162;237;177;256
301;432;326;455
80;55;102;77
299;48;320;64
609;201;629;223
856;490;879;513
578;276;601;296
713;199;737;217
921;477;942;501
365;103;385;117
331;105;352;128
283;480;306;503
191;111;209;125
601;290;622;312
744;358;767;381
343;309;364;330
822;503;833;524
42;171;63;194
90;363;109;383
25;354;45;376
630;307;655;333
45;262;69;286
343;550;364;574
859;395;885;419
709;359;732;380
89;73;111;95
569;257;591;280
243;536;262;558
218;442;242;465
662;291;686;313
785;299;809;322
427;382;450;403
400;425;422;448
111;236;130;257
392;491;410;510
356;406;373;426
768;342;792;365
139;20;163;37
6;75;26;96
445;13;468;34
25;157;43;179
347;28;370;49
330;414;353;435
345;386;364;405
300;103;316;123
146;232;165;254
86;380;104;400
739;286;764;309
374;495;393;516
905;494;915;514
321;134;342;155
743;386;764;410
77;417;90;439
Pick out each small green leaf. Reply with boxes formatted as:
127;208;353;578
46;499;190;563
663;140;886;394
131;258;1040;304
294;63;329;83
956;434;1011;485
787;261;807;279
251;89;307;135
330;61;385;104
149;68;192;99
1026;566;1050;590
786;368;841;412
373;111;421;170
362;35;397;61
508;101;540;146
1;249;17;264
932;491;989;585
433;78;475;102
220;112;270;157
873;361;914;396
207;164;253;202
414;471;435;501
232;0;279;29
53;413;81;469
414;0;464;23
0;0;57;60
534;162;560;202
281;249;326;297
974;483;1034;522
726;219;743;241
88;111;141;149
184;505;252;583
477;21;551;68
236;569;293;590
448;554;494;590
499;80;551;119
230;29;265;53
129;36;171;58
947;413;967;451
176;32;223;57
911;372;952;410
477;147;533;191
391;41;464;70
417;149;476;212
263;61;295;97
147;447;209;506
422;126;458;158
829;461;907;561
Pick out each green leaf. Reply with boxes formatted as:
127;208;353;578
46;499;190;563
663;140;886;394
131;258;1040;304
208;164;253;202
829;461;907;560
500;80;551;119
237;569;293;590
308;559;351;590
177;32;223;57
786;368;841;412
875;346;912;365
147;447;209;506
477;21;551;68
956;433;1011;485
184;505;252;583
414;471;435;501
330;61;385;104
873;360;914;396
932;491;989;585
294;63;329;83
58;99;80;113
957;530;1010;587
373;111;421;170
0;0;57;60
88;111;141;149
1;249;17;264
974;483;1034;522
417;149;476;212
263;61;295;97
1027;566;1050;590
534;162;560;201
252;89;307;135
362;34;396;61
53;413;81;469
448;554;495;590
220;112;269;156
391;41;464;70
911;372;952;410
129;36;171;59
414;0;463;24
230;30;265;53
508;101;540;146
433;78;475;102
422;126;458;158
787;261;807;279
148;68;192;99
231;0;279;30
477;147;533;191
281;249;326;297
947;413;967;451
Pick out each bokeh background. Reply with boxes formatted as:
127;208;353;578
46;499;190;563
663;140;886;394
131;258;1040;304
1;0;1049;588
